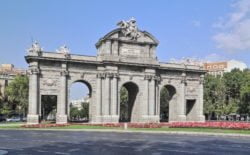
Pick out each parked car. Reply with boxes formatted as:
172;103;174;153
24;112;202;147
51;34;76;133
21;117;27;122
6;116;21;122
0;114;6;122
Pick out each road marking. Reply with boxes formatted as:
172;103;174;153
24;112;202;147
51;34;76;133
54;152;70;155
68;148;80;152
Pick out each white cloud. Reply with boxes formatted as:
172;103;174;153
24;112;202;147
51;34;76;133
213;0;250;52
192;20;201;27
203;53;226;62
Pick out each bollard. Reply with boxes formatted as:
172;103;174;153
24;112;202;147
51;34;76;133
124;123;128;130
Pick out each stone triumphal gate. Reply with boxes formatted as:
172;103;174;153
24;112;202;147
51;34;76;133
26;19;205;124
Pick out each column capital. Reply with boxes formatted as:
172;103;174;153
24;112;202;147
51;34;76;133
97;72;119;79
113;73;119;78
144;75;153;80
153;76;161;81
181;72;187;84
106;72;114;78
29;68;40;75
199;74;205;84
60;70;69;76
96;73;106;79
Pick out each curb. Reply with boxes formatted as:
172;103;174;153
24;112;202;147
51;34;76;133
1;128;250;138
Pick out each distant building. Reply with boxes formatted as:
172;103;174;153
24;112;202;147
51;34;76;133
170;58;248;76
0;64;26;99
70;95;90;110
204;60;247;76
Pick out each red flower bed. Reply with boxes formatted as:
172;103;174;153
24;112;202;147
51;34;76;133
22;123;69;128
169;121;250;130
22;123;163;128
22;122;250;130
71;123;163;128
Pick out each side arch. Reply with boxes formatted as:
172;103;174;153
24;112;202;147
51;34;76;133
69;79;92;97
119;81;140;122
68;79;93;122
159;84;177;122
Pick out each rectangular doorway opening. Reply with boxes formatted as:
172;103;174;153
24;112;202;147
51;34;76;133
186;99;196;121
41;95;57;122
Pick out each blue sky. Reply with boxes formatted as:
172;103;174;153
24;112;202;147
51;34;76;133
1;0;250;99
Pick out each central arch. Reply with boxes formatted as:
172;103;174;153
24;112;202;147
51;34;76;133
160;85;176;122
119;82;139;122
68;80;92;122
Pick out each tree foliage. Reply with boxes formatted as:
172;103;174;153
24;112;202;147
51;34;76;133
204;69;250;120
41;95;57;120
4;75;29;116
119;86;129;122
160;87;170;121
69;102;89;121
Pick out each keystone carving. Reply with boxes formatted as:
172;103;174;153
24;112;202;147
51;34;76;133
43;79;57;87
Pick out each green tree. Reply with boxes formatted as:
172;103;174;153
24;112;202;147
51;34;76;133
70;106;80;120
80;102;89;119
120;86;128;121
203;69;250;120
5;75;29;116
239;69;250;115
41;95;57;120
160;87;170;121
204;75;226;120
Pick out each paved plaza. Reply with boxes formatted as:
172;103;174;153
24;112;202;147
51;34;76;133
0;130;250;154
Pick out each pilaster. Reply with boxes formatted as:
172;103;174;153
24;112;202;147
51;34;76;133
56;70;68;124
27;68;40;124
177;72;187;121
198;75;205;122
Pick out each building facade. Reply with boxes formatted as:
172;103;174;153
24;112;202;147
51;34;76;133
25;19;206;124
204;60;247;76
0;64;26;99
70;96;90;110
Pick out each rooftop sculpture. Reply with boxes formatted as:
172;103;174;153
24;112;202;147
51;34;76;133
117;17;141;40
27;41;42;53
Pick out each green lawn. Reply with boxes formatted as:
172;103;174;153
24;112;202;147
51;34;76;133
0;123;22;129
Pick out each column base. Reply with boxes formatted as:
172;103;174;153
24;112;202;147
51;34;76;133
176;115;187;122
56;115;68;124
27;114;39;124
91;115;119;123
196;115;205;122
140;115;160;123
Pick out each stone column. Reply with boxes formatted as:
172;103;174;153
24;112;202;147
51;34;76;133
155;77;161;115
149;78;155;115
56;70;68;124
104;73;111;115
198;75;205;121
96;74;102;116
112;74;118;115
27;68;40;124
178;72;187;121
144;75;150;115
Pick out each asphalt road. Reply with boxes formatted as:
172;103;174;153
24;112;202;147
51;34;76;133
0;130;250;155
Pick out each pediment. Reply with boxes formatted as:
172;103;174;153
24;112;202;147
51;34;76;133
96;28;159;48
